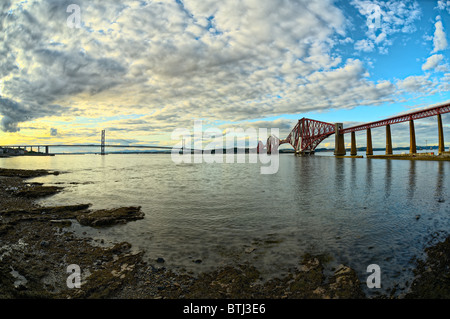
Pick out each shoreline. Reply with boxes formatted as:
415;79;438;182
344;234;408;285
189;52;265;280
0;167;449;299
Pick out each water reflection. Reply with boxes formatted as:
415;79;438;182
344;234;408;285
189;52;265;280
350;158;357;190
407;160;416;201
334;158;345;192
435;162;445;199
365;159;373;196
384;160;392;199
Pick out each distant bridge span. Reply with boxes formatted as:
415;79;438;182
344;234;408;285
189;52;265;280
0;143;172;155
1;144;172;149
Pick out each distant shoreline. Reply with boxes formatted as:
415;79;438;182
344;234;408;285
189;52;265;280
1;145;445;156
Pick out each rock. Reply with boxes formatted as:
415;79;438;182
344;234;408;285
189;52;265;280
245;247;257;254
10;269;28;290
76;206;144;227
50;219;72;227
156;257;165;263
94;260;103;266
40;241;50;248
313;286;327;296
193;259;202;264
334;264;352;276
416;215;421;220
0;168;58;178
16;185;62;198
328;264;365;299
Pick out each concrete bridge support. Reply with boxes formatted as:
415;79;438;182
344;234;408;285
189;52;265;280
350;132;357;156
386;124;393;155
334;123;346;156
438;114;445;154
409;119;416;154
366;128;373;156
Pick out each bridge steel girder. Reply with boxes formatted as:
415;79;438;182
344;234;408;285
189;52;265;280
283;118;335;154
339;102;450;134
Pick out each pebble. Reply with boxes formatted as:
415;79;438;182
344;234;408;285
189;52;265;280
40;241;49;247
245;247;256;254
156;257;165;263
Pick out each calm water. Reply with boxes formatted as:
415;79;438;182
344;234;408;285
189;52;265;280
1;152;449;296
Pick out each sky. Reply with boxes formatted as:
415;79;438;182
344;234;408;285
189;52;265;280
1;0;450;151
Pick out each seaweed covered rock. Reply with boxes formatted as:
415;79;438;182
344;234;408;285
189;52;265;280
0;168;59;178
406;236;450;298
14;183;62;198
327;264;365;299
76;206;144;227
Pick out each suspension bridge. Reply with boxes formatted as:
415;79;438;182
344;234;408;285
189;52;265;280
0;130;172;155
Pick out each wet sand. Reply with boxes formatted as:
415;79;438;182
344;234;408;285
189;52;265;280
0;167;448;299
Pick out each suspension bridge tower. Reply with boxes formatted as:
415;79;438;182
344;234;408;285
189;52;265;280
101;130;105;155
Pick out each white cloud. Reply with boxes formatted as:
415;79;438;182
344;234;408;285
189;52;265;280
431;19;448;53
436;0;450;13
422;54;445;71
351;0;421;53
396;75;436;92
438;73;450;91
0;0;425;136
355;39;375;52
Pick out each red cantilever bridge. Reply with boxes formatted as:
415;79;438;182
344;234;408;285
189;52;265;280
261;101;450;156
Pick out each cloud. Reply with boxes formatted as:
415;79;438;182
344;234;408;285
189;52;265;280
431;19;448;53
436;1;450;13
50;128;58;136
351;0;422;53
396;75;436;93
419;17;448;75
422;54;445;71
0;0;430;138
354;39;375;52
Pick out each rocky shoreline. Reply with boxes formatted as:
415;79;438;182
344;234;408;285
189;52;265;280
0;167;449;299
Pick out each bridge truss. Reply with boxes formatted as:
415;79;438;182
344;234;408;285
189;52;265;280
281;118;336;154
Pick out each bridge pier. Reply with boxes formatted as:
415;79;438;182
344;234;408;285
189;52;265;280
350;131;357;156
366;128;373;156
386;124;393;155
438;114;445;154
409;119;416;154
334;123;346;156
45;146;49;154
